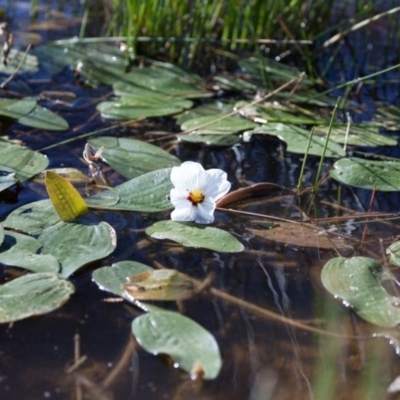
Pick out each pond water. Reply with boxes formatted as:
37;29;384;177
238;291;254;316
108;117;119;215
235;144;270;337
1;2;400;400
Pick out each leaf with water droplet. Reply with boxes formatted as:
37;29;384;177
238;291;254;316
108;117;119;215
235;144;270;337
132;310;222;379
321;256;400;327
146;220;244;252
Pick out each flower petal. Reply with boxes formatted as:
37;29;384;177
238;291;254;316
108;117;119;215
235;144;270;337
171;202;196;221
194;198;215;224
202;169;231;201
170;162;206;193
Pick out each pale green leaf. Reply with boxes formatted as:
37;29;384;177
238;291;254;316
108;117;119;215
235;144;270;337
18;104;69;131
0;166;17;193
386;241;400;266
0;139;48;181
0;273;74;323
321;256;400;327
330;157;400;191
39;221;117;278
0;97;36;119
146;220;244;252
132;311;222;379
89;168;173;212
0;231;59;273
88;136;181;179
0;49;39;75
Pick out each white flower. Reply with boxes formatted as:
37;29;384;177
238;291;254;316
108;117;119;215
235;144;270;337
170;161;231;224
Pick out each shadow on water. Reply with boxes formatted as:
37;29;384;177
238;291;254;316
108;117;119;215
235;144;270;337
1;1;400;400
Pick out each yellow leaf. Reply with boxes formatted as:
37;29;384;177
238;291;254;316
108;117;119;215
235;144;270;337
45;171;88;221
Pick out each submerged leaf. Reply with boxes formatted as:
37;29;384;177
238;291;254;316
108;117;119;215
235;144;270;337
321;256;400;327
330;157;400;191
39;221;117;278
89;168;173;212
123;269;195;301
132;310;222;379
0;139;48;181
0;231;59;273
88;136;181;179
45;171;88;221
146;220;244;253
0;273;74;323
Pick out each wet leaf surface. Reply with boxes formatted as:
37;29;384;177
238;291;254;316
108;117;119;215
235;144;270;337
39;221;117;278
321;256;400;327
146;220;244;252
330;157;400;191
88;136;181;178
0;230;59;273
386;241;400;266
0;273;74;323
132;310;222;379
0;166;17;193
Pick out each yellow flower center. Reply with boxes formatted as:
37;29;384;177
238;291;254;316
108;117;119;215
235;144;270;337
188;188;205;205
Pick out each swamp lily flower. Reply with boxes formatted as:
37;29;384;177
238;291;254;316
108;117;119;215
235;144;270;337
170;161;231;224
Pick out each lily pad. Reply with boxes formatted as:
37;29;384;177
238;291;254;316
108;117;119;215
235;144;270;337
39;221;117;278
386;241;400;266
146;220;244;253
315;124;397;147
4;199;61;235
18;104;69;131
0;49;39;75
92;261;160;313
252;123;346;157
89;168;173;212
132;310;222;379
0;231;59;273
330;157;400;191
123;269;195;301
0;139;48;182
321;256;400;327
177;133;241;146
0;273;74;323
88;136;181;179
0;166;17;193
0;97;37;119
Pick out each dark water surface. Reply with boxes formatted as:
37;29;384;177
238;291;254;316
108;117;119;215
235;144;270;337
1;2;400;400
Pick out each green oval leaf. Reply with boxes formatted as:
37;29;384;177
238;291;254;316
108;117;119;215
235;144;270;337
330;157;400;191
0;97;37;119
0;273;74;323
253;123;346;157
18;104;69;131
39;221;117;278
132;311;222;379
88;136;181;179
177;133;241;147
0;139;48;181
321;256;400;327
45;171;88;221
146;220;244;252
89;168;173;212
0;224;4;246
0;231;59;273
92;261;160;313
4;199;61;235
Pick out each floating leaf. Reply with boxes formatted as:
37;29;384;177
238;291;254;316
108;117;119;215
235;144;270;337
89;168;173;212
0;231;59;273
321;256;400;327
123;269;195;301
0;139;48;181
180;114;257;134
4;199;61;235
386;241;400;266
248;221;352;250
34;168;92;184
45;171;88;221
0;166;17;193
39;221;117;278
92;261;160;313
315;124;397;147
0;97;36;119
253;123;346;157
18;104;69;131
330;157;400;191
177;133;241;146
132;310;222;379
85;191;120;208
0;273;74;323
88;136;181;179
146;220;244;252
0;224;3;246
